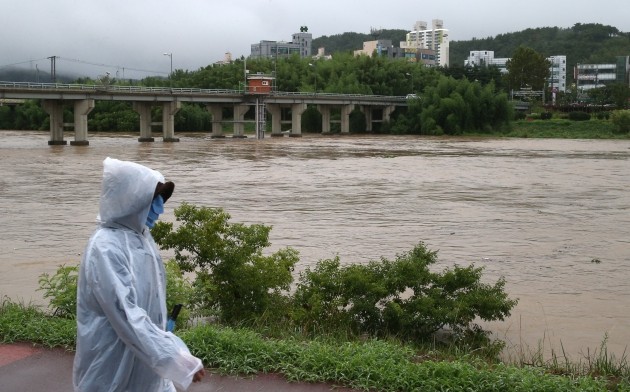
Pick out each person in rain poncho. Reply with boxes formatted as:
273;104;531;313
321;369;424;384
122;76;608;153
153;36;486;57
73;157;205;392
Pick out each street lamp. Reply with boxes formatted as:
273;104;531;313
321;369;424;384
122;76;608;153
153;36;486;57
406;72;414;93
309;63;317;93
163;52;173;87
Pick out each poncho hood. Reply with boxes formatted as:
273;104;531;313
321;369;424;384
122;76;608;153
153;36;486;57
98;157;164;233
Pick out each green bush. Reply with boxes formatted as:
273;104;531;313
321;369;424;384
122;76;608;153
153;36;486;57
164;260;194;329
568;111;591;121
595;111;610;120
152;203;299;323
292;243;518;341
513;111;527;120
540;112;553;120
37;261;194;329
39;204;518;346
611;110;630;133
37;265;78;319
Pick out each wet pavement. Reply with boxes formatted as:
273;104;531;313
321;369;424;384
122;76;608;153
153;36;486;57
0;343;356;391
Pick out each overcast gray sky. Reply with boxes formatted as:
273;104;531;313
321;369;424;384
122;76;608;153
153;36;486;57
2;0;629;79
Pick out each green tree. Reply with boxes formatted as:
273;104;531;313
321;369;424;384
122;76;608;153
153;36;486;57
414;76;511;135
611;110;630;133
588;84;630;108
505;46;551;91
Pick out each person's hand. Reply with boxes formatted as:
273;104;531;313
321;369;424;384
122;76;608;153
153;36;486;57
192;368;205;383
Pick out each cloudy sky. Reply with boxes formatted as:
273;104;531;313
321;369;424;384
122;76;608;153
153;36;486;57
2;0;629;79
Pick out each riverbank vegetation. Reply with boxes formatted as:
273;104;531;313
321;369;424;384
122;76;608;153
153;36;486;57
2;203;629;390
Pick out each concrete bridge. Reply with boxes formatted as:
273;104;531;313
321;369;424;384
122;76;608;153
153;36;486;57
0;82;407;145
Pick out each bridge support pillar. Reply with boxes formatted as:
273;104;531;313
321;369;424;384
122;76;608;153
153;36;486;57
71;99;94;146
133;102;154;142
290;103;307;137
206;105;225;138
232;104;248;138
318;105;331;134
383;105;395;121
42;100;66;145
340;104;354;134
162;101;180;142
266;104;283;137
364;106;374;132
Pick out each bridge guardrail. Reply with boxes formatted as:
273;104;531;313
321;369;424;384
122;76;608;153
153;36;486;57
0;81;407;101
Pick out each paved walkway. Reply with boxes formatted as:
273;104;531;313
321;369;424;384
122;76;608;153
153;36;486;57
0;343;356;391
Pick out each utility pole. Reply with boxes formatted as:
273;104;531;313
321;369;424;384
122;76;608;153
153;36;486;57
163;53;173;88
47;56;57;83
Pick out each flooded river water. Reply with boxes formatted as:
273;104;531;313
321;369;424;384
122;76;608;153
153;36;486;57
1;130;629;360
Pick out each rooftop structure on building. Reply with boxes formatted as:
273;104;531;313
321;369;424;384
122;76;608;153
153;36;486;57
250;26;312;59
575;56;630;91
400;20;449;67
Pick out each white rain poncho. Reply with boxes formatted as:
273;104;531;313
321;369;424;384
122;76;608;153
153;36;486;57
73;157;203;392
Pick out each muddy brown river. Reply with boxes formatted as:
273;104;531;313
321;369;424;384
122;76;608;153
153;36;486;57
1;130;628;361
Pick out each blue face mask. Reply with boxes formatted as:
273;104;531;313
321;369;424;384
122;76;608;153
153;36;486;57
146;195;164;228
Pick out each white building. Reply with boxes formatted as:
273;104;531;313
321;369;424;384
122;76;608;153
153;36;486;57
401;20;449;67
548;55;567;93
465;51;567;92
464;50;509;70
575;56;630;91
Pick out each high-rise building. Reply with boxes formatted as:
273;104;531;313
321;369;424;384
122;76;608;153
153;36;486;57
400;19;449;67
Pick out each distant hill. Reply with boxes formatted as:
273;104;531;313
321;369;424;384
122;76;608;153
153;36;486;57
313;23;630;71
449;23;630;68
313;29;408;54
0;67;78;83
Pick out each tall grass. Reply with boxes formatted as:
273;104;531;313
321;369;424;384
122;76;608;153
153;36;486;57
504;119;627;139
0;297;75;348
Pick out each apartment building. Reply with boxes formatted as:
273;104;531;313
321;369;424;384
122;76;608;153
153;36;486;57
400;20;449;67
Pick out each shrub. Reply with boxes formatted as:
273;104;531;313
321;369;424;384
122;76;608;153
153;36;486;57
595;111;610;120
38;261;194;328
568;111;591;121
152;203;299;323
540;112;553;120
292;243;518;341
611;110;630;133
513;111;527;120
38;264;78;318
164;260;194;329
